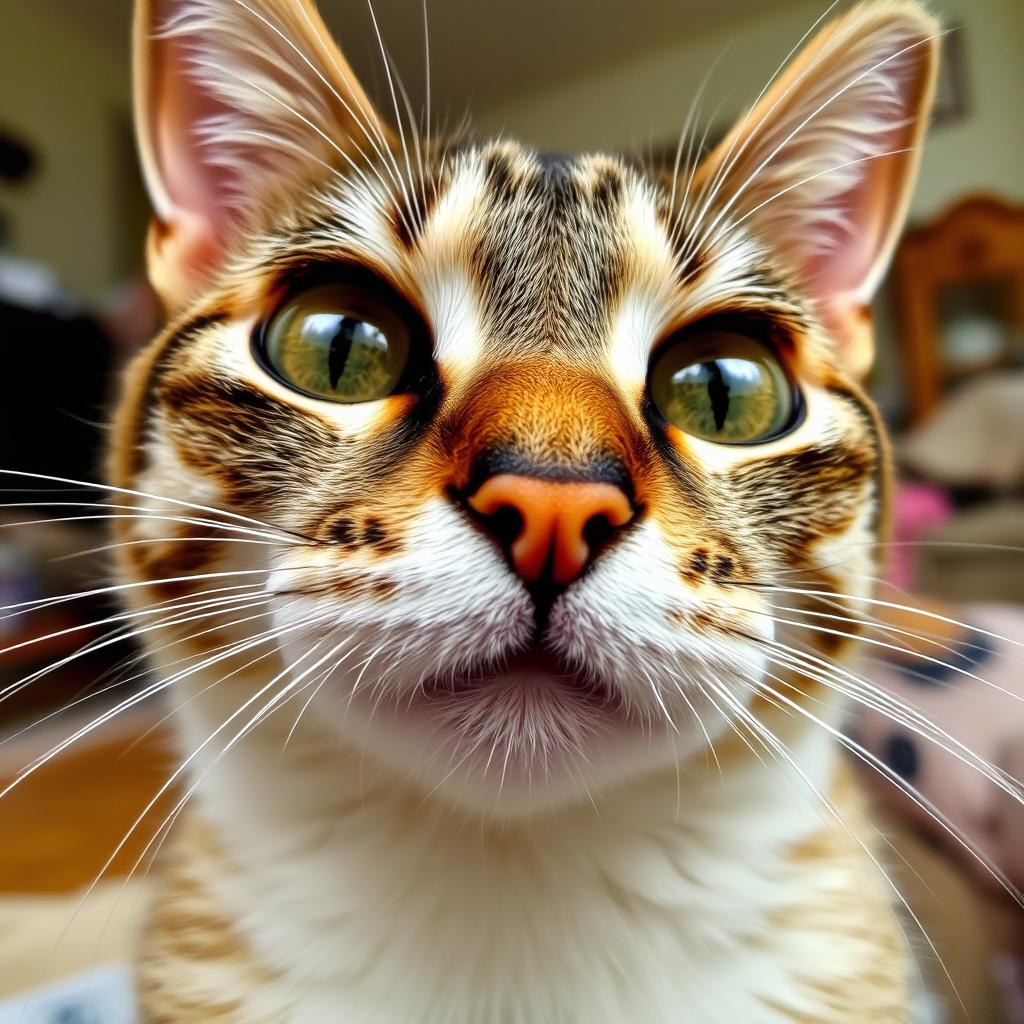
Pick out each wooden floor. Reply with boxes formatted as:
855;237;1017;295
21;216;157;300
0;711;177;894
0;706;1012;1023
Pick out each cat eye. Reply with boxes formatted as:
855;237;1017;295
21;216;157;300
649;329;798;444
257;282;413;403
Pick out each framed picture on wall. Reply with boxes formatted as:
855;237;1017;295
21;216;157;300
892;195;1024;423
932;24;970;127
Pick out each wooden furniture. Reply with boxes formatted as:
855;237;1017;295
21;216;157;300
0;711;176;894
892;195;1024;423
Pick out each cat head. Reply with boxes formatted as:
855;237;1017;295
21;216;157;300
114;0;937;816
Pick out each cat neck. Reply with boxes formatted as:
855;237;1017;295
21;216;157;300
162;661;847;1023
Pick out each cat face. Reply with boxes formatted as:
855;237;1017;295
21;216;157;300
114;0;937;814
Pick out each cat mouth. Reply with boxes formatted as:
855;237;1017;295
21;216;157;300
414;645;631;755
422;647;615;703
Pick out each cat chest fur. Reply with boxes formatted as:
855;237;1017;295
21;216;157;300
120;0;940;1019
136;674;909;1024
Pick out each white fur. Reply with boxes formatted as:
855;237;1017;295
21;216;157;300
167;666;870;1024
128;1;939;1017
264;503;772;816
134;434;893;1021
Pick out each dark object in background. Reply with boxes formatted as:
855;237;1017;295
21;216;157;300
0;128;37;184
0;127;38;249
0;299;114;506
0;298;143;730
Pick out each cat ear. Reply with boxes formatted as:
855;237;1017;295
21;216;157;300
695;1;939;374
134;0;393;311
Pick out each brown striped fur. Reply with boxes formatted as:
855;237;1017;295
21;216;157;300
112;1;939;1019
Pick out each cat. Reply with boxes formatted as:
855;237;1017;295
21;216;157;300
106;0;942;1019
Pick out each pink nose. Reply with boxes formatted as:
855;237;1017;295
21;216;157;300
468;474;633;586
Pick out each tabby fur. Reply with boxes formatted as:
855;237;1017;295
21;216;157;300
114;1;938;1019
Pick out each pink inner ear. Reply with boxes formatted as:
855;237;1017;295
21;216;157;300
805;177;890;372
807;214;875;300
798;36;928;308
806;208;880;301
804;150;903;303
150;30;237;275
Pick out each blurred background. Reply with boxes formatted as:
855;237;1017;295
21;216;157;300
0;0;1022;1021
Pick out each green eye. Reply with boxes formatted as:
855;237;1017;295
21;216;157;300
649;329;797;444
260;283;411;402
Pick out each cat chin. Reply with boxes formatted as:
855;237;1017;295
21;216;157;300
318;649;735;818
269;578;768;816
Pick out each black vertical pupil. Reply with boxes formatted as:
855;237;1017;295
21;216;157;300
704;360;730;431
326;316;364;390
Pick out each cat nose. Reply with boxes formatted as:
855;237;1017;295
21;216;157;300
467;474;634;586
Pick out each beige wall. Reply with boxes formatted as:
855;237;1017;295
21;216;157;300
909;0;1024;215
475;0;1024;419
1;0;1019;304
476;0;1024;220
0;1;131;301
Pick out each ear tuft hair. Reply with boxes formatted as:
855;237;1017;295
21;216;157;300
693;1;940;373
134;0;392;310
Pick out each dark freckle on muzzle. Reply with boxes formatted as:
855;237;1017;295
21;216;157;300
319;511;403;556
682;548;710;583
362;518;387;546
325;514;358;548
680;540;746;587
362;518;402;555
713;556;734;581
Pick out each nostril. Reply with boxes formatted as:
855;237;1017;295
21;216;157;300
486;503;525;549
582;512;616;553
462;473;635;587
